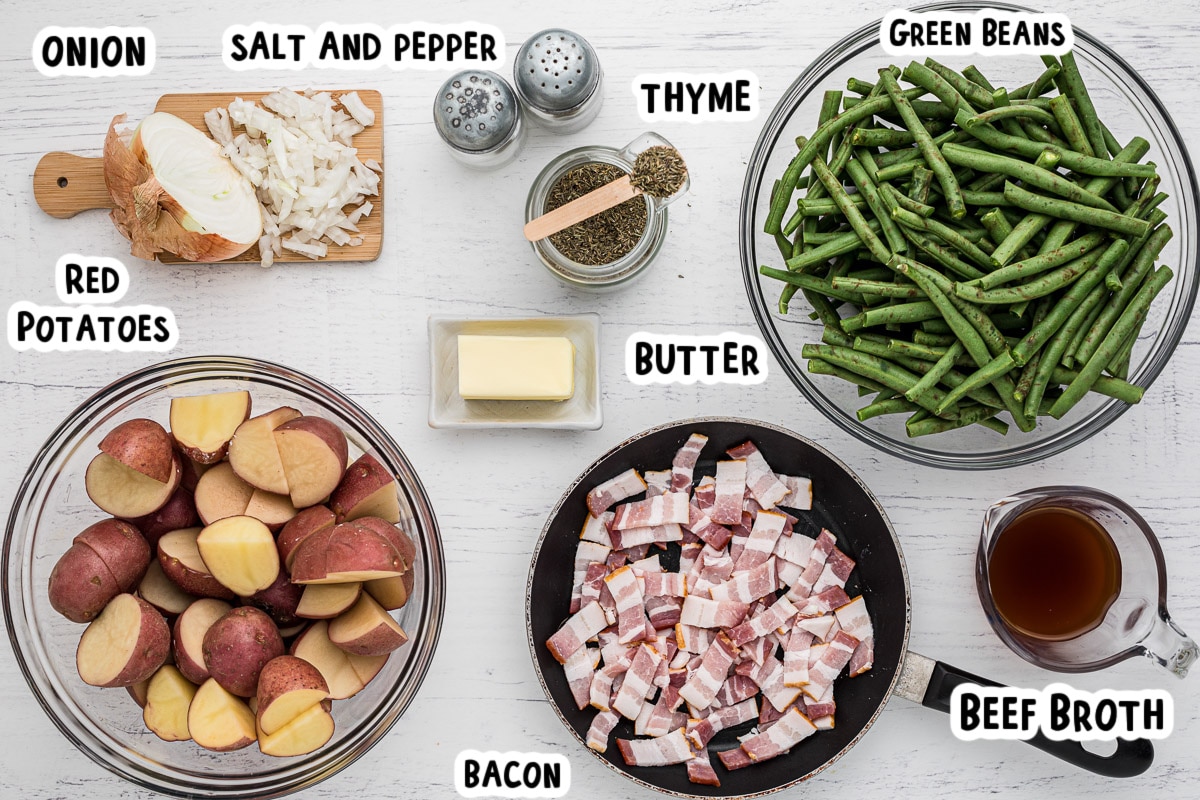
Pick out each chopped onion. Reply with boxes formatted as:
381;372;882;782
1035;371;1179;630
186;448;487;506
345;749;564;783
209;89;380;266
104;113;262;262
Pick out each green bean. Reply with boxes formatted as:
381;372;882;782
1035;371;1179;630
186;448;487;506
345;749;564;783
956;111;1157;177
892;206;994;269
936;352;1018;415
757;267;866;304
954;251;1102;304
807;357;890;393
797;195;869;217
963;64;996;92
910;165;934;204
846;158;907;256
846;266;894;281
924;58;995;110
942;144;1118;212
974;231;1107;290
962;191;1009;207
766;85;925;234
1016;64;1061;99
843;301;941;330
1074;224;1173;365
857;396;921;421
879;183;935;217
846;77;876;96
1003;182;1151;238
907;404;1006;437
1050;366;1144;404
1062;298;1108;369
1048;95;1095;157
811;154;891;264
990;212;1052;267
851;127;935;148
879;69;966;219
904;340;966;403
1049;266;1173;418
1059;51;1109;161
1009;239;1129;365
902;61;972;115
913;330;957;347
894;261;991;366
876;160;921;182
1023;277;1107;413
980;208;1015;248
966;103;1062;132
784;221;882;272
831;276;924;299
802;344;956;416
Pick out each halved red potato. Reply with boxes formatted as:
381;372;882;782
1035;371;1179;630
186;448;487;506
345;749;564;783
158;528;235;600
173;598;233;685
99;418;176;484
228;407;301;495
290;620;387;700
169;390;252;464
188;678;256;752
290;521;405;585
244;489;298;532
49;542;123;623
202;606;284;697
277;505;336;572
296;582;362;620
196;516;279;596
258;703;335;757
193;462;255;526
243;571;303;628
353;517;416;573
328;593;408;656
143;664;197;742
76;593;170;688
86;452;181;519
139;559;197;617
274;417;349;509
364;571;415;612
74;518;151;591
331;454;400;523
255;655;329;735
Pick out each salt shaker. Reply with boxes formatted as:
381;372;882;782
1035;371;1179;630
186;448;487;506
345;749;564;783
433;70;525;170
513;29;604;135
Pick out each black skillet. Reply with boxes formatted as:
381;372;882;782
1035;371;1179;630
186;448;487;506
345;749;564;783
525;418;1152;797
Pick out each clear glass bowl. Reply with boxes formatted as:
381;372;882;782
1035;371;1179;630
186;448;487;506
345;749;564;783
739;1;1199;469
2;356;445;798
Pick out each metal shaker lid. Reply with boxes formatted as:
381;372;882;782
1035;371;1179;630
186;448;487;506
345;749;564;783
514;29;600;113
433;70;519;152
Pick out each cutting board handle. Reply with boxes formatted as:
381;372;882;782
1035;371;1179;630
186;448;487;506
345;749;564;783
34;153;112;219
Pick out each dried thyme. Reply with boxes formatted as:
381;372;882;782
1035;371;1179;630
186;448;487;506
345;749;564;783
546;162;648;265
631;146;688;198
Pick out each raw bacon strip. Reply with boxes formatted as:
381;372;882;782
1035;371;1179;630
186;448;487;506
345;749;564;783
604;566;647;645
547;601;608;664
740;707;817;762
786;529;836;601
631;554;662;575
813;547;856;594
571;540;611;614
694;476;717;514
685;697;758;749
686;503;733;550
849;638;874;677
678;542;702;575
580;511;614;546
586;709;619;753
711;460;748;525
733;511;788;571
643;572;687;598
793;615;836;639
564;646;596;710
606;551;628;570
806;698;836;719
686;750;721;787
621;543;652;562
587;468;646;517
795;586;852;617
613;493;690;530
580;562;607;610
611;523;683;551
616;728;694;767
777;559;803;587
678;632;738;709
714;674;758;707
708;558;778;604
783;629;815;687
753;656;804;712
590;654;632;710
645;596;682;630
680;596;749;629
674;624;714;655
836;597;875;676
640;685;684;737
613;644;662;719
804;631;859;700
728;595;799;647
727;441;790;509
773;530;815;566
644;470;672;498
777;474;814;510
740;635;773;666
717;747;753;771
671;432;709;492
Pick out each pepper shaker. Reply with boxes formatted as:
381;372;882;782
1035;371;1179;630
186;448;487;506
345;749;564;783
513;29;604;135
433;70;525;170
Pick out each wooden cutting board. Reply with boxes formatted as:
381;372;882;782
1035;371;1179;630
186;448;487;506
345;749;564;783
32;90;383;264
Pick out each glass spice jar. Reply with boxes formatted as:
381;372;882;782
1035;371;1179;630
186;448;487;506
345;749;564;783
524;132;689;292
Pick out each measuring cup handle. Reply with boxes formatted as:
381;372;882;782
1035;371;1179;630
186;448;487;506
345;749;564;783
920;660;1154;778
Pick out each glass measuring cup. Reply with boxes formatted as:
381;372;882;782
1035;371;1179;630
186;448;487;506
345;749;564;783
977;486;1197;677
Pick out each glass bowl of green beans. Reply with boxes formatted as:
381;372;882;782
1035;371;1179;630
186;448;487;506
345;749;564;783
740;0;1198;469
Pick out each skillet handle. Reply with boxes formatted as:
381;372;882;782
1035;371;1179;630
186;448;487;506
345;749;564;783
909;655;1153;778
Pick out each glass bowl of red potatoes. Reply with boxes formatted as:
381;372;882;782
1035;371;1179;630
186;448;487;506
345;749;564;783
2;356;445;798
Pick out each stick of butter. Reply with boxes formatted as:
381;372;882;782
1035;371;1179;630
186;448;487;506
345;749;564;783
457;335;575;401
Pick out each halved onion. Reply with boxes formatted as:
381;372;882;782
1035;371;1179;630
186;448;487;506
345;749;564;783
104;112;262;262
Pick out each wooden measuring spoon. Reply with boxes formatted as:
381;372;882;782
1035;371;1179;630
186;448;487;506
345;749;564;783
523;173;642;242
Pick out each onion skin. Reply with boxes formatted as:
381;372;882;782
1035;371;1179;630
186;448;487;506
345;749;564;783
103;114;260;263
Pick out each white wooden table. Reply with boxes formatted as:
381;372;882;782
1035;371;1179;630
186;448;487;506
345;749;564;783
2;1;1199;798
